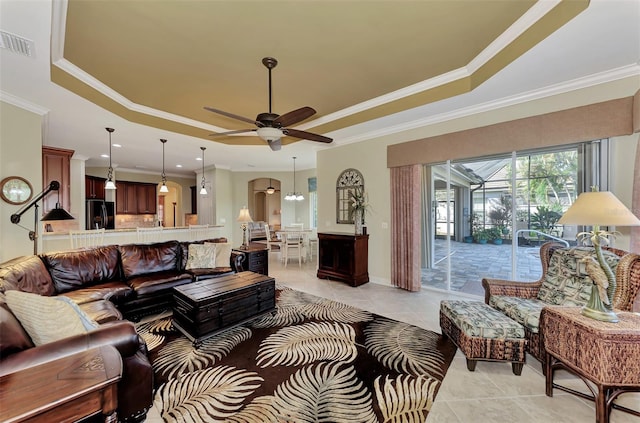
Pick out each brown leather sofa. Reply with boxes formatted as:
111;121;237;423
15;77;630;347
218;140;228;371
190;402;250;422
0;237;246;422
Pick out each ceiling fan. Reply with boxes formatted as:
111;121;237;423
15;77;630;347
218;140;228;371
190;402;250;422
205;57;333;151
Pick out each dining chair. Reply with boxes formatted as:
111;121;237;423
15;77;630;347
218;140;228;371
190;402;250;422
189;224;210;241
281;232;303;267
137;226;164;243
264;224;282;257
69;228;105;249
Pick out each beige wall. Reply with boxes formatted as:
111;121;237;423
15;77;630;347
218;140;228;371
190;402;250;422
317;76;640;285
0;102;44;261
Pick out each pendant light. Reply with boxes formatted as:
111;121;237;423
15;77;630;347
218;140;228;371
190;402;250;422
285;156;304;201
159;139;169;193
266;178;275;195
104;127;116;190
199;147;207;195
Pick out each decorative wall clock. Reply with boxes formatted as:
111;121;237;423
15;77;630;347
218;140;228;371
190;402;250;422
0;176;33;205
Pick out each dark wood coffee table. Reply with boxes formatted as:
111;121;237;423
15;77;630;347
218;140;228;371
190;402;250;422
173;271;276;346
0;345;122;423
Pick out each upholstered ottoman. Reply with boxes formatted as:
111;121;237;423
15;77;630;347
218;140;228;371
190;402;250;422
440;300;528;375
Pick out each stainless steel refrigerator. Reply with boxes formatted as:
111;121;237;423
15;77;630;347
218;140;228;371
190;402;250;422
86;199;115;230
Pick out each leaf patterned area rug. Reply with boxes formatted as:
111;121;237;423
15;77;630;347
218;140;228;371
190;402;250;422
136;286;457;422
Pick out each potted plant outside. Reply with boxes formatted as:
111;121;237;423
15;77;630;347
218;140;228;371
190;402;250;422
487;227;503;245
474;229;489;244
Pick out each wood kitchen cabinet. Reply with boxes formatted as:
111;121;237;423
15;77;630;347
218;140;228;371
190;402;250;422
116;181;157;214
42;146;74;214
136;183;157;214
85;175;106;200
317;232;369;287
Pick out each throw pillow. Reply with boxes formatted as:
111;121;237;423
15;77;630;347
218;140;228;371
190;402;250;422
4;290;98;346
207;242;232;268
186;243;217;269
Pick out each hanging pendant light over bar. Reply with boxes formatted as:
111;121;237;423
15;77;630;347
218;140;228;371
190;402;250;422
104;127;116;190
285;156;304;201
159;139;169;193
199;147;207;195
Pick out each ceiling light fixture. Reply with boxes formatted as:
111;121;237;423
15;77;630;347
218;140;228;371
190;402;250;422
199;147;207;195
256;127;283;142
284;157;304;201
104;128;116;190
159;139;169;193
266;178;275;195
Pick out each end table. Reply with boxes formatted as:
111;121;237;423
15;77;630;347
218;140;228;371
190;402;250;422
0;345;122;422
541;307;640;423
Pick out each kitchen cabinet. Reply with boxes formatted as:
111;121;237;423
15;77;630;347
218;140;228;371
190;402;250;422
85;175;106;200
116;181;137;214
116;181;156;214
317;232;369;287
42;146;74;214
136;183;157;214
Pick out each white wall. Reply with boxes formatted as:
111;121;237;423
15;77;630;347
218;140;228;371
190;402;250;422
0;101;44;261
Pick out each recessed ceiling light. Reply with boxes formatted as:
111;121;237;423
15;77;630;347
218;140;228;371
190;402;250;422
176;164;182;168
100;154;109;158
112;143;122;148
196;157;202;161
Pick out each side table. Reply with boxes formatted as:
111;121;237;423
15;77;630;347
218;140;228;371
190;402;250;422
541;307;640;423
233;244;268;275
0;345;122;423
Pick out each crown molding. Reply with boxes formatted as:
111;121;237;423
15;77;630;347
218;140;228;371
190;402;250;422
0;90;49;115
333;63;640;145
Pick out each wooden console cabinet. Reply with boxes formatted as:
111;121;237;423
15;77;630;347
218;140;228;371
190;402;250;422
317;232;369;286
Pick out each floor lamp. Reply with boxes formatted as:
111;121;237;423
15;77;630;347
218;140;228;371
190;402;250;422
10;180;74;254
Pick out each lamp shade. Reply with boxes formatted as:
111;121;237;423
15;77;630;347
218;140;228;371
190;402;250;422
237;207;253;223
558;191;640;227
41;203;74;221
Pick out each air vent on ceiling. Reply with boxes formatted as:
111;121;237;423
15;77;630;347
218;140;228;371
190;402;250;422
0;30;35;57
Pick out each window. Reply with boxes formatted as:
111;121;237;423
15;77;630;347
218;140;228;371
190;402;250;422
336;168;364;224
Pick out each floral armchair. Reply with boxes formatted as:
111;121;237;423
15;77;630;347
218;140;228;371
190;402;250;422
482;242;640;363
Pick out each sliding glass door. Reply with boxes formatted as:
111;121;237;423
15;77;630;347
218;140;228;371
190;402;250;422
421;141;602;296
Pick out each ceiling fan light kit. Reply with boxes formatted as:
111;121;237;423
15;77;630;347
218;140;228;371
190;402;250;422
104;127;116;190
205;57;333;151
159;139;169;193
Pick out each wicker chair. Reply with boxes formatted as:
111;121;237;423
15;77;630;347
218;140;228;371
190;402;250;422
482;242;640;364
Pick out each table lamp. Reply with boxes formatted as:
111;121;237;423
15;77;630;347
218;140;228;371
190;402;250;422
237;207;253;249
557;187;640;322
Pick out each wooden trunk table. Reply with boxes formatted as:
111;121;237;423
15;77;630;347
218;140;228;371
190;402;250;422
541;307;640;423
173;271;276;346
0;345;122;423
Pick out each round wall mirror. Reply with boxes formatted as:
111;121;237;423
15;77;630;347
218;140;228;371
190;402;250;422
0;176;33;205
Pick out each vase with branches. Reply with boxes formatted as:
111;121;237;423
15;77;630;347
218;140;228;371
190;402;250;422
349;188;370;235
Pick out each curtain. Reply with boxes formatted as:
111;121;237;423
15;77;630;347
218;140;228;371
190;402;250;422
632;142;640;253
391;164;421;291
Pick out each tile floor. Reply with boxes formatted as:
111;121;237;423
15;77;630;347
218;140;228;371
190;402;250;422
145;252;639;422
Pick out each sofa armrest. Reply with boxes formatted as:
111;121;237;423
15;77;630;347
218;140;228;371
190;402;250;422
482;278;542;304
0;320;140;376
231;250;246;272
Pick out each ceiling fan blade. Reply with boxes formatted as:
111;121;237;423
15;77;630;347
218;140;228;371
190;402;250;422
267;139;282;151
204;106;261;126
273;106;316;127
285;128;333;144
209;129;256;137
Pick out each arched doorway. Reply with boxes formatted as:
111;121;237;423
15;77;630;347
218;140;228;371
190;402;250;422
248;178;281;229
